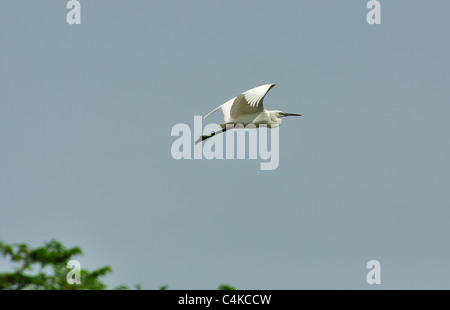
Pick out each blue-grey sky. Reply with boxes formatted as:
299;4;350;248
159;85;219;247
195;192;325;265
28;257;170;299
1;0;449;289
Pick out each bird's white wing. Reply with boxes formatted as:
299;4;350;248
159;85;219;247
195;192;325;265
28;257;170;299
230;83;275;119
203;96;235;121
204;83;275;122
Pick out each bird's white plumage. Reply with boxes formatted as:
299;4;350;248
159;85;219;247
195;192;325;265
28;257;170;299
204;83;275;122
195;83;301;144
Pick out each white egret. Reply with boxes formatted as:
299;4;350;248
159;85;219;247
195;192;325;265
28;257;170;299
195;83;301;144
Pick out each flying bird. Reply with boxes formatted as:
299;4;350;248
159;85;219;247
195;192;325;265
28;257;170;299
195;83;301;144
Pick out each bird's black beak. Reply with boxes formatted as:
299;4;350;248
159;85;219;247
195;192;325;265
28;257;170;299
282;113;301;117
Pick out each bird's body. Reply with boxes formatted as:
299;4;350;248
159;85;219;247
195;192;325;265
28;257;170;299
195;83;300;144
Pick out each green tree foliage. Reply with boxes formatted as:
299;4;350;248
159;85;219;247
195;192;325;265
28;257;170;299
0;239;235;290
0;240;112;290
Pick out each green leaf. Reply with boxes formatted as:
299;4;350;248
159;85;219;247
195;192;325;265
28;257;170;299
218;284;236;290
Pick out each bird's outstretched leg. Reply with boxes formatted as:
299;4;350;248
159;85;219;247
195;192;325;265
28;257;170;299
194;125;230;145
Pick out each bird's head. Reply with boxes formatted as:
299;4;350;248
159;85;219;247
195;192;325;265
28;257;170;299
268;110;301;127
